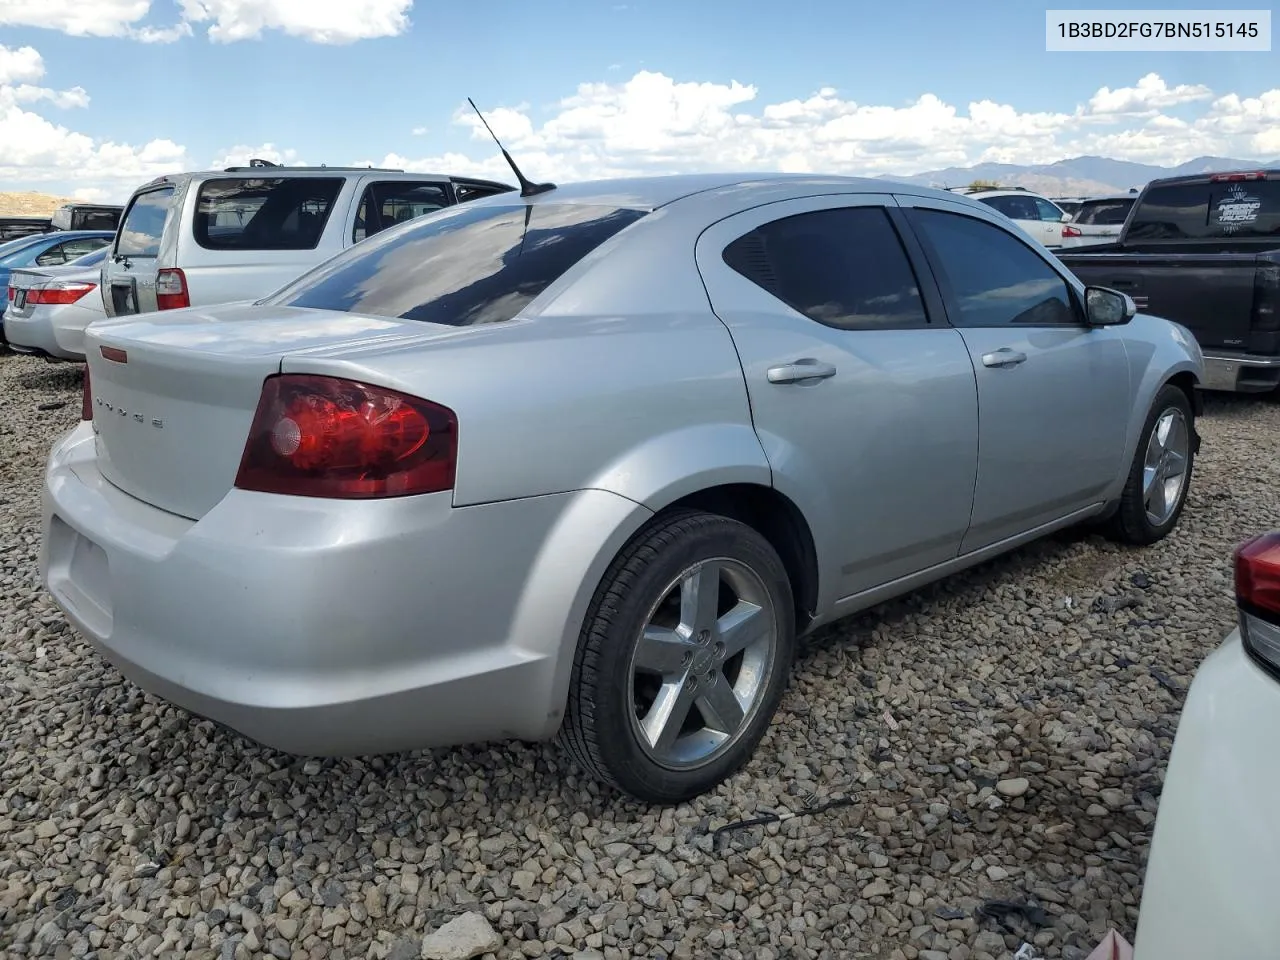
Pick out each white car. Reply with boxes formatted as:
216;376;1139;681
967;189;1071;248
1061;194;1137;249
1133;532;1280;958
4;247;109;361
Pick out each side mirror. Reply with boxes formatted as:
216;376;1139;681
1061;212;1073;223
1084;285;1136;326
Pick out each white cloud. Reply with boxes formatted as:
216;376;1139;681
208;143;307;168
0;0;410;44
176;0;412;44
366;71;1276;186
412;126;428;136
0;0;152;38
1088;73;1213;115
0;44;188;199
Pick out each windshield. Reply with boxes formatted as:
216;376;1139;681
268;201;648;326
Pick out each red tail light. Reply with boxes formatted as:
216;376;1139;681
28;282;96;306
234;375;457;499
6;285;13;302
1237;533;1280;677
82;367;93;420
1237;534;1280;617
1062;226;1083;238
1210;172;1267;182
155;268;190;310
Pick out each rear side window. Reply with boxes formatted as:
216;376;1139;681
117;187;176;257
722;207;928;330
1128;181;1280;239
194;177;344;251
269;202;647;326
981;195;1039;221
1075;199;1134;226
352;181;451;243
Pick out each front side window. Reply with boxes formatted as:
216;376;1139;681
1033;197;1064;221
194;177;344;251
912;209;1077;328
117;187;175;257
721;207;928;331
270;202;647;326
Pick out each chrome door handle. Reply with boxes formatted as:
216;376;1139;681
981;348;1027;369
767;359;837;384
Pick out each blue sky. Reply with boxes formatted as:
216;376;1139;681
0;0;1276;200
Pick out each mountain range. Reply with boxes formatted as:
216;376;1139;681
882;155;1279;197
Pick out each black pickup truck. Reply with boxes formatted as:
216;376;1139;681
1057;170;1280;393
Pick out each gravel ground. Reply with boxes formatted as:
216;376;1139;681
3;351;1279;960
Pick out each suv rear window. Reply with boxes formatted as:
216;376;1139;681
1074;198;1134;226
269;202;647;326
117;187;176;257
194;177;344;251
1127;180;1280;240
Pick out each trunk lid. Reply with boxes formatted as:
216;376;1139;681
85;303;454;519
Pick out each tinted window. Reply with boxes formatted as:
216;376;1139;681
117;187;175;257
270;202;646;326
70;246;109;267
1075;198;1135;226
1128;181;1280;240
76;210;121;231
194;177;344;251
722;207;928;330
981;195;1039;221
353;181;451;243
456;183;509;203
913;210;1077;327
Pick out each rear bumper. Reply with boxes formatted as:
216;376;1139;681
1200;352;1280;393
40;422;643;755
1133;630;1280;959
3;303;94;361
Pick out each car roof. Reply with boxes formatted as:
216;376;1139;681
496;173;971;211
1078;194;1137;203
965;189;1051;200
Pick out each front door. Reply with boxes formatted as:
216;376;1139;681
900;198;1131;553
696;195;980;604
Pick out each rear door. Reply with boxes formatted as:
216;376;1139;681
1031;197;1067;248
104;185;180;317
696;195;979;602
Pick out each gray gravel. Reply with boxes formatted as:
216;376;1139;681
3;351;1279;960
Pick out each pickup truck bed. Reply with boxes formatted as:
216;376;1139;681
1056;171;1280;393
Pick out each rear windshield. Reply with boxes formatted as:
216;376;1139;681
1127;180;1280;240
195;177;344;251
117;187;176;257
1074;198;1134;226
268;202;648;326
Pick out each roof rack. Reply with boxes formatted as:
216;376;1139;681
220;163;407;173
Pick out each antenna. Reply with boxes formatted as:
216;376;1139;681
466;97;555;198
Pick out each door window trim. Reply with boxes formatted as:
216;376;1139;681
896;202;1088;329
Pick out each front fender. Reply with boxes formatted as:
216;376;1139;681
1107;316;1204;503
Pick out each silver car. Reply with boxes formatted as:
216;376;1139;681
41;174;1203;803
5;246;110;360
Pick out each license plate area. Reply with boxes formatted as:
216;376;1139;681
13;289;26;309
110;280;138;316
46;515;114;636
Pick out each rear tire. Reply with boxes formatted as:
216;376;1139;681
1104;384;1195;545
557;510;795;804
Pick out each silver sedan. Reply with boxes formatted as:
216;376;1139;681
40;174;1203;802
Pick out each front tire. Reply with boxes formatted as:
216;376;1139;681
557;510;795;804
1105;384;1195;545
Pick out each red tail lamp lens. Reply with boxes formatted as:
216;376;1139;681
1236;533;1280;617
234;375;457;499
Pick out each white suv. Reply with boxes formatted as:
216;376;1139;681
101;162;513;319
964;189;1071;249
